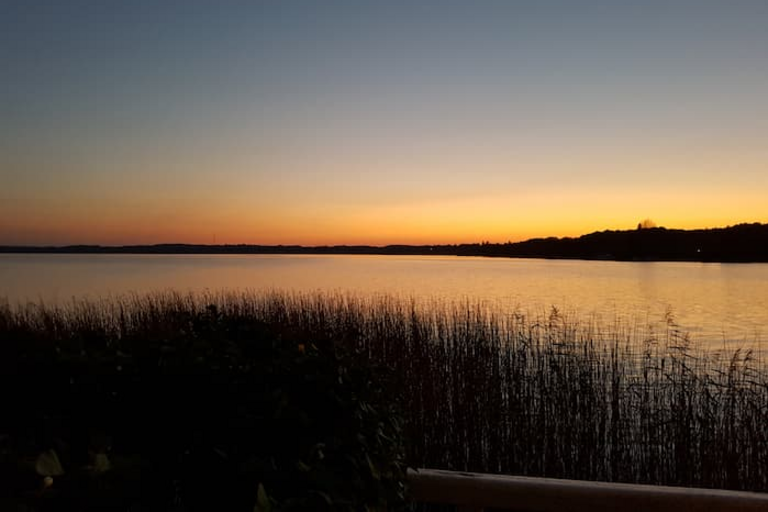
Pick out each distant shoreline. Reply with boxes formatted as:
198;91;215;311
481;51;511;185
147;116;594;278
2;223;768;263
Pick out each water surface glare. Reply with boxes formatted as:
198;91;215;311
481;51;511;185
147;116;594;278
1;254;767;348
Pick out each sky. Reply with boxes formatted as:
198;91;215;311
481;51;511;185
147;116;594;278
2;1;768;246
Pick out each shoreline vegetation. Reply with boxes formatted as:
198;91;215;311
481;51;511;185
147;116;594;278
2;222;768;262
2;291;767;507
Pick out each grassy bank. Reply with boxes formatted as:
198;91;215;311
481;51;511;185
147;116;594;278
2;291;767;495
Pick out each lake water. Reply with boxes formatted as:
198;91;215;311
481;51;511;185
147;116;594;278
1;254;767;349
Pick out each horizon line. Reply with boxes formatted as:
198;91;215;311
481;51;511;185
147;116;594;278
2;222;766;250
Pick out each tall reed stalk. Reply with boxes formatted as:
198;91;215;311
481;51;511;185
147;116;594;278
2;291;766;492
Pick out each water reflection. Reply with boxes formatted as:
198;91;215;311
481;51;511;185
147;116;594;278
1;254;766;348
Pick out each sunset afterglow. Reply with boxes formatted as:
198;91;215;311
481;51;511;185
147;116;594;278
3;1;767;246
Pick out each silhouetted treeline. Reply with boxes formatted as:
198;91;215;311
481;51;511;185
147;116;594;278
499;222;768;262
2;223;768;262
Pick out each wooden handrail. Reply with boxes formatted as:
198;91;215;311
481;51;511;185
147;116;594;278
408;468;768;512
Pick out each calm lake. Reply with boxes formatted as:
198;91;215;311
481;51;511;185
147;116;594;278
1;254;767;349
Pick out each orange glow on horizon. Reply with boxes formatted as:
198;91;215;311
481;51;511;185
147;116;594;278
3;187;766;247
3;145;767;247
3;3;768;249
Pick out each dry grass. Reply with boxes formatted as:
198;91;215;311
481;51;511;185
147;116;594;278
2;290;767;492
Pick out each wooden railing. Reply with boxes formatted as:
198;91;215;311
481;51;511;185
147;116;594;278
408;468;768;512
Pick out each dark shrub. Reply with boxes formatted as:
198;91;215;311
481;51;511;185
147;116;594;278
0;300;408;511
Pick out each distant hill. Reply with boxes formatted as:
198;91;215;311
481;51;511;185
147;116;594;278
2;223;767;262
491;223;768;262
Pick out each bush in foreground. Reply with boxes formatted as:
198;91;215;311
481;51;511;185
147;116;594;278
2;290;767;500
0;299;408;511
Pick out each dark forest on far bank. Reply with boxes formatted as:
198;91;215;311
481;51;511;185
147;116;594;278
3;223;768;263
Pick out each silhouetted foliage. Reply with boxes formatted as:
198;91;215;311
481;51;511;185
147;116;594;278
0;297;408;511
2;291;768;508
3;223;768;262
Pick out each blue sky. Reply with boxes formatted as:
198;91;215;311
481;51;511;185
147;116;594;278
2;1;768;244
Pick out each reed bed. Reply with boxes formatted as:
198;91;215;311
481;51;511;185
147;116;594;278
2;290;767;492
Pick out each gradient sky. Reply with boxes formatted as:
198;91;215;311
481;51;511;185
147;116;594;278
2;1;768;245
